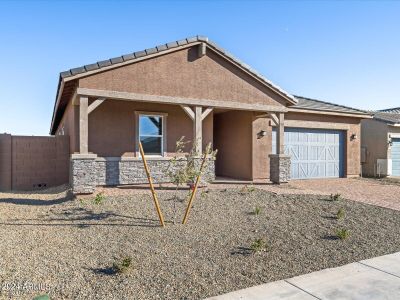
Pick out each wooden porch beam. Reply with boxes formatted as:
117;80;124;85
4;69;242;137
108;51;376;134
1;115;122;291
181;105;195;120
268;112;279;126
88;98;105;114
76;88;288;113
201;107;213;120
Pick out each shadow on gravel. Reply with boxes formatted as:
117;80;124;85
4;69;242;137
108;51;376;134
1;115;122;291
322;234;340;241
322;215;337;220
0;197;72;206
3;207;162;228
90;267;117;276
0;222;160;228
231;247;253;256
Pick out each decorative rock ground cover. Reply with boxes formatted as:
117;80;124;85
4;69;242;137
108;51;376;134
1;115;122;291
0;187;399;299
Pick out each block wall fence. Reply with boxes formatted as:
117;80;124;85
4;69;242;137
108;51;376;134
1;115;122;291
0;134;69;191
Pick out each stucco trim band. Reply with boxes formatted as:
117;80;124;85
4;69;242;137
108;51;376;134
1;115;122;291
274;120;351;131
76;88;288;113
288;108;372;119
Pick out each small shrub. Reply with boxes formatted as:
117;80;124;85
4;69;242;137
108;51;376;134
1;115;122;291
336;228;350;240
330;193;341;201
33;295;50;300
240;185;256;194
336;207;345;219
93;192;105;204
200;189;209;198
250;238;268;252
113;256;133;274
254;206;261;216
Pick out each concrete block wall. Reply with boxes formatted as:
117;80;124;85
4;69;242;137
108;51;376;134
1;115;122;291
0;134;70;191
0;134;12;191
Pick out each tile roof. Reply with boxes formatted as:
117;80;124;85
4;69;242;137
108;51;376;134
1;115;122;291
58;35;296;103
373;111;400;125
378;107;400;114
292;96;370;115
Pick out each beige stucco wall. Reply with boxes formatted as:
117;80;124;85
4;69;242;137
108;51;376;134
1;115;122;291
87;100;212;157
361;119;389;176
213;111;253;180
56;100;78;154
252;116;271;180
78;46;288;107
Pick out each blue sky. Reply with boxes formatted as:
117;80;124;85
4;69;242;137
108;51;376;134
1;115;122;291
0;0;399;135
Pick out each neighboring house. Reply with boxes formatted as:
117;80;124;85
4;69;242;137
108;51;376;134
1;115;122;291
48;36;371;194
361;108;400;177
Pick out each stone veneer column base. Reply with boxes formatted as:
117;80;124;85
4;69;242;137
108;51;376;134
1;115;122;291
70;154;98;194
269;154;291;184
70;155;216;195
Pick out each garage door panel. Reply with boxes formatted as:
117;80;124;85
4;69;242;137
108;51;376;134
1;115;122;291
272;128;345;179
392;138;400;176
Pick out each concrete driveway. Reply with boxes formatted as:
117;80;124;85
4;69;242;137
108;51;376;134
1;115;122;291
257;178;400;211
207;251;400;300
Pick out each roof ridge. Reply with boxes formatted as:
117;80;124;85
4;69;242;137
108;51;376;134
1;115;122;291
378;107;400;113
293;95;368;114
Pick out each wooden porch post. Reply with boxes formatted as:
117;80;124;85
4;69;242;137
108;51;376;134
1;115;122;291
79;96;89;154
277;112;285;154
194;106;202;154
181;105;213;154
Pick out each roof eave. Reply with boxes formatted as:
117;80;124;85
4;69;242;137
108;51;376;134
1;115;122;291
289;107;373;118
49;77;65;135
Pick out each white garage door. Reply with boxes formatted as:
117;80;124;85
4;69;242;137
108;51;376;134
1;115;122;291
392;138;400;176
272;128;345;179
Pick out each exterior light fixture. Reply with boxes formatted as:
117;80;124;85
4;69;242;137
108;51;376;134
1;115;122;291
350;133;357;141
257;130;267;139
388;136;393;147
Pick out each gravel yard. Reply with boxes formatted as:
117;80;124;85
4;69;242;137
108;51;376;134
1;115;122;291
1;186;400;299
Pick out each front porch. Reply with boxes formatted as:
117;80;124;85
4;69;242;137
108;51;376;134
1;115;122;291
70;89;290;194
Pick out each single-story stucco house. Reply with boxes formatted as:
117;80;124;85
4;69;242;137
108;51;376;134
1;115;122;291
48;36;371;194
361;108;400;177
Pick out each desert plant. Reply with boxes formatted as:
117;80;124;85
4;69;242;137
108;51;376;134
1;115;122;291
250;238;268;252
93;192;105;205
167;137;217;224
113;256;133;274
240;184;256;195
336;228;350;240
336;207;345;219
254;206;261;216
33;295;50;300
248;184;255;193
200;189;209;198
330;193;341;201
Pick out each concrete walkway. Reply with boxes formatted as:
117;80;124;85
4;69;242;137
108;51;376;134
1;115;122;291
207;252;400;300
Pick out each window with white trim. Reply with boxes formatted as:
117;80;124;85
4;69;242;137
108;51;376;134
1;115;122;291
138;114;164;156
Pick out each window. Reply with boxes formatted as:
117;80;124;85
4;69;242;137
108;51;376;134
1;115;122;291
138;113;165;156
